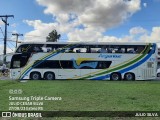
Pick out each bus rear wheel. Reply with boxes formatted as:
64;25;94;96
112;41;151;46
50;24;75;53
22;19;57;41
110;73;121;81
124;73;135;81
44;72;55;80
30;72;41;80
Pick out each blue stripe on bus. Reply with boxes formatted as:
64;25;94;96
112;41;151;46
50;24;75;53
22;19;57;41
21;43;156;80
90;45;155;80
20;44;78;79
32;51;61;68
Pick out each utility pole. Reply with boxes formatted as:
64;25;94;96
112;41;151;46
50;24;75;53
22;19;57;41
12;33;23;48
0;15;14;63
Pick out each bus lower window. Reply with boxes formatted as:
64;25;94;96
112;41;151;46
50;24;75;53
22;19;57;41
33;60;112;69
97;61;112;69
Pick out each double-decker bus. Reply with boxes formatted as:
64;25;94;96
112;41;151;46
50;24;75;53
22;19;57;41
10;42;158;80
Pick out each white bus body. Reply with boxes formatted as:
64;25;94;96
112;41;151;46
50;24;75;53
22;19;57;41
10;42;158;80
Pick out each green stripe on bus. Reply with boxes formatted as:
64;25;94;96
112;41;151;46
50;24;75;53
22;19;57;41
19;43;78;79
78;43;151;79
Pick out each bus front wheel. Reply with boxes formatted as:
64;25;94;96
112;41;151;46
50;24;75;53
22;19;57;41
44;72;55;80
110;73;121;81
30;72;41;80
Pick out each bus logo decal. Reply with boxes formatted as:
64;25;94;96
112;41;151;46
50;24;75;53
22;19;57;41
98;54;122;59
72;59;98;69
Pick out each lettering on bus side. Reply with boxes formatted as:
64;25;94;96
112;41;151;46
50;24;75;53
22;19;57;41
98;54;122;59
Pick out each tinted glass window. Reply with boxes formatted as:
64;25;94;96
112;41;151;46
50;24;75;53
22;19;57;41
60;61;73;69
97;61;112;69
33;60;61;68
16;44;68;53
32;60;112;69
16;44;150;54
10;54;30;69
16;44;32;53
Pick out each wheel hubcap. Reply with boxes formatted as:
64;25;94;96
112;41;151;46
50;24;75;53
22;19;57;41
33;74;39;80
126;74;132;80
112;74;119;80
47;74;53;80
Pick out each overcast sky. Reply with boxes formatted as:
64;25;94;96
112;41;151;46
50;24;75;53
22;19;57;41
0;0;160;54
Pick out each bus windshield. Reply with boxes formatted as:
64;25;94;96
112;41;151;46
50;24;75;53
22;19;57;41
10;53;31;69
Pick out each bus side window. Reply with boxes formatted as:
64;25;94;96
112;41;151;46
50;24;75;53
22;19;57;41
86;48;91;53
107;48;112;53
91;48;97;53
99;46;107;53
115;48;123;53
97;61;112;69
99;62;105;69
127;48;137;53
137;46;145;53
76;49;80;53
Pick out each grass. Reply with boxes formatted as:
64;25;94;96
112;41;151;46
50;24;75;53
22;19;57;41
0;80;160;119
0;80;160;111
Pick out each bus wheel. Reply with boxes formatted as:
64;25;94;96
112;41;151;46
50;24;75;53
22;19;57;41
44;72;55;80
157;73;160;77
110;73;121;81
30;72;41;80
124;73;135;81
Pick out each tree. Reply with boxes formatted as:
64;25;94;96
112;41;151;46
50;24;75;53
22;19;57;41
46;29;61;42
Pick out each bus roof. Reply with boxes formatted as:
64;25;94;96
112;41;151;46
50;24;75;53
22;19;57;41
18;42;156;46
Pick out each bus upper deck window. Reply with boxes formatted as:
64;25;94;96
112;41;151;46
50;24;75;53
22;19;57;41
16;47;22;53
137;46;145;53
128;48;138;53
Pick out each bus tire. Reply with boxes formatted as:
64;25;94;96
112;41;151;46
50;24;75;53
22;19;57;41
124;73;135;81
110;72;121;81
30;72;41;80
157;73;160;77
44;72;55;80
